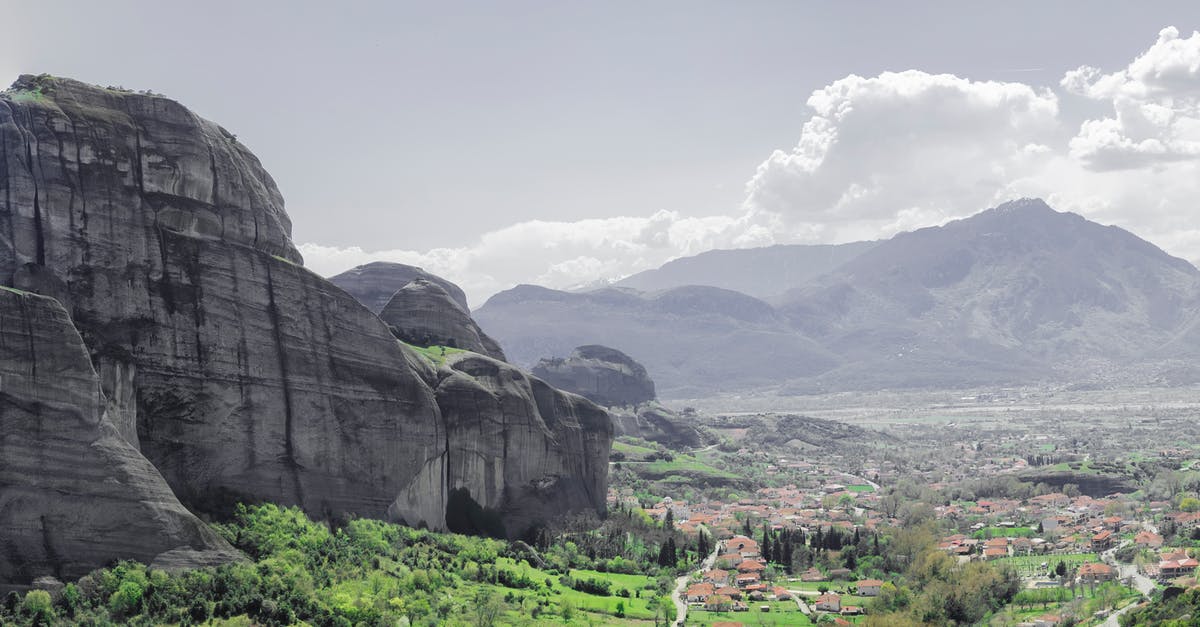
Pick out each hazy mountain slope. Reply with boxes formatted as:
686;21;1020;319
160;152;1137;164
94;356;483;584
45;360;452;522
778;198;1200;389
615;241;877;300
475;285;838;398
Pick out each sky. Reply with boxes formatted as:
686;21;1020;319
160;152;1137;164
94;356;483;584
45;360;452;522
4;1;1200;306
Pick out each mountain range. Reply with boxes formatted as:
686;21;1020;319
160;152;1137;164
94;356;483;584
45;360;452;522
476;198;1200;396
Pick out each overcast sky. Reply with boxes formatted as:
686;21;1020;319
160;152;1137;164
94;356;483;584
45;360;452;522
4;1;1200;305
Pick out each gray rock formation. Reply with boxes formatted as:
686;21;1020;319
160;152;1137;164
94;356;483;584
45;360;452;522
0;73;610;565
417;352;611;537
534;345;702;449
0;288;241;590
0;74;446;528
533;345;655;407
381;279;506;361
330;261;471;313
609;402;703;449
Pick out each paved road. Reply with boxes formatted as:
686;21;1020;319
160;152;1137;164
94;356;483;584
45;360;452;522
785;590;816;619
1098;540;1155;627
671;544;720;626
1101;542;1156;596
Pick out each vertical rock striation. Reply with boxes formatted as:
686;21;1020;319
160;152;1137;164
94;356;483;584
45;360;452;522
0;288;241;589
421;352;611;538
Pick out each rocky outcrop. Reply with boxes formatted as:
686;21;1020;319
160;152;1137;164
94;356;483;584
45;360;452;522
418;352;611;537
609;402;704;449
381;279;506;360
330;261;471;313
534;345;702;449
533;345;655;407
0;288;241;590
0;73;610;564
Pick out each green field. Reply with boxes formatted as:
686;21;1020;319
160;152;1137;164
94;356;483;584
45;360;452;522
846;485;875;493
612;439;742;484
688;600;815;626
612;439;658;458
972;526;1037;539
401;342;466;366
993;552;1100;576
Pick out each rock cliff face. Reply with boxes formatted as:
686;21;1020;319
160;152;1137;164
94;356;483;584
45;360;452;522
0;74;610;571
533;345;655;407
330;261;471;313
0;288;241;589
381;279;506;361
0;74;447;527
417;352;611;537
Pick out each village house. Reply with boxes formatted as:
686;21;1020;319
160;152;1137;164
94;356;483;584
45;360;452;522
715;586;741;600
686;583;714;603
1134;531;1164;549
704;594;733;612
1091;530;1114;551
856;579;884;596
735;572;761;587
800;567;826;582
703;568;730;585
814;593;841;612
1158;554;1199;581
736;559;766;574
1076;562;1116;584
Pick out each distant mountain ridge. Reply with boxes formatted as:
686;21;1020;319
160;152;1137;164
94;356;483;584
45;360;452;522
474;284;837;397
778;198;1200;389
615;241;877;300
478;199;1200;396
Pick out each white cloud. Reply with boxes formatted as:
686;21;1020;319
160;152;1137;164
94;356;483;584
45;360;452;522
301;210;772;307
302;27;1200;306
742;70;1061;242
1064;26;1200;170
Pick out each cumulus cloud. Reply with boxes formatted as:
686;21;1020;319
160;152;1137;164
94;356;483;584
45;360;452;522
1064;26;1200;170
303;27;1200;305
742;70;1061;242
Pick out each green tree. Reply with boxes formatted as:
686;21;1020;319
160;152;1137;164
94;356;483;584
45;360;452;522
21;590;53;625
109;580;145;617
